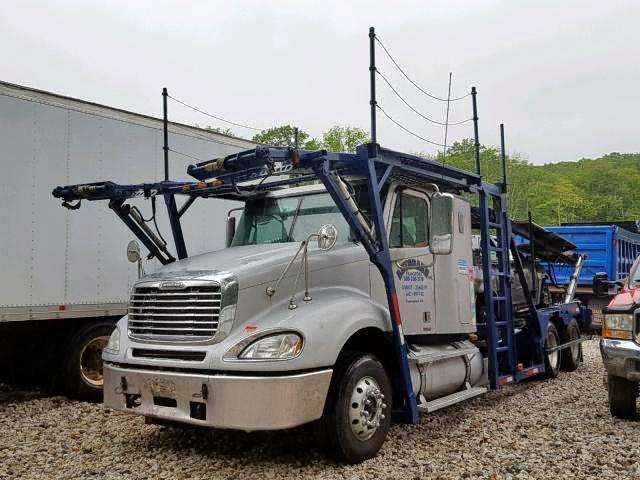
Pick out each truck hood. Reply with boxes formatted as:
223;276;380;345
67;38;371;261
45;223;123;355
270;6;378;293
608;285;640;309
145;242;367;289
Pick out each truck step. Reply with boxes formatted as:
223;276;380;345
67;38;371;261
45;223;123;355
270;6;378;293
417;386;488;413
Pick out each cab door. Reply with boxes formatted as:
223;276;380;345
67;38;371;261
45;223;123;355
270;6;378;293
386;188;436;335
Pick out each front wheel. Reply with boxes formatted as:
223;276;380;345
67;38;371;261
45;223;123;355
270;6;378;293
608;376;638;419
319;354;392;463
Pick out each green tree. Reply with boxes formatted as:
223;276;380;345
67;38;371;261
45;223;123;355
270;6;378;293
321;125;369;153
252;125;319;149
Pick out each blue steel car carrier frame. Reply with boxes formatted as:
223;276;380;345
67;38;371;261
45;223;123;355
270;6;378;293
52;26;591;423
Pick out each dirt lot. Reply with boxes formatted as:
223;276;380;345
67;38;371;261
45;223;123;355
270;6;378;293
1;339;638;480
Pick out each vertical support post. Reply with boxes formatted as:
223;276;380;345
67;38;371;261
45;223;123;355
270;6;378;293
369;27;377;144
294;127;299;149
442;72;453;165
161;87;187;259
363;157;417;423
163;87;169;181
528;210;536;304
471;86;481;176
500;123;507;192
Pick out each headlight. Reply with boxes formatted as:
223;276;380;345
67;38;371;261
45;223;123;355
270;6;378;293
238;333;303;360
603;314;634;340
104;327;120;354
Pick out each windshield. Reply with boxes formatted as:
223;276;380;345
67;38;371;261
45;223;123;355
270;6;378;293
231;192;351;246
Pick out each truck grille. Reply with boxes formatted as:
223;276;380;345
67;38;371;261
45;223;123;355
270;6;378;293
128;284;221;341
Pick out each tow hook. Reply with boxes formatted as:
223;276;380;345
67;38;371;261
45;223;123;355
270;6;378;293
201;383;209;400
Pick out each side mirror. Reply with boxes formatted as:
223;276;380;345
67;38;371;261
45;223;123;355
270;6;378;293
126;240;141;263
126;240;144;279
226;216;236;248
317;224;338;251
429;193;454;255
593;271;622;298
226;207;244;248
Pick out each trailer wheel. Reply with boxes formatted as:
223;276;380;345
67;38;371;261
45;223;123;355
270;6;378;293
560;319;581;372
608;376;638;419
319;353;392;464
544;323;561;378
63;319;116;402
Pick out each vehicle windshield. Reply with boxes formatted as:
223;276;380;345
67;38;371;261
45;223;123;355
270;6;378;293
231;192;351;246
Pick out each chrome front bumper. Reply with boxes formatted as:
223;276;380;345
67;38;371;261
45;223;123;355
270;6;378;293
103;363;333;431
600;338;640;381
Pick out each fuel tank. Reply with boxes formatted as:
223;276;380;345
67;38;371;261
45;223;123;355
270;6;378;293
408;341;485;401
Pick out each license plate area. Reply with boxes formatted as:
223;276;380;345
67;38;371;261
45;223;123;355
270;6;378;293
153;396;178;408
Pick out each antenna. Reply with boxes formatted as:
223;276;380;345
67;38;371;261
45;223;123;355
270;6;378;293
162;87;169;181
500;123;507;192
369;27;377;144
471;86;480;176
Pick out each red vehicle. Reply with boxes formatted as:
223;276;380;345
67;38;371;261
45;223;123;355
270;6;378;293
598;258;640;418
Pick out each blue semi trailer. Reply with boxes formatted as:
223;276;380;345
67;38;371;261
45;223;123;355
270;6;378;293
544;223;640;327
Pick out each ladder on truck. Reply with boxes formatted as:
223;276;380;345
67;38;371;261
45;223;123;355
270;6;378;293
52;141;541;424
478;184;517;389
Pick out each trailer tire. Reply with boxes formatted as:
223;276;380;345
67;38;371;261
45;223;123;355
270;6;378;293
608;376;638;419
544;323;561;379
560;319;581;372
63;319;116;402
319;353;392;464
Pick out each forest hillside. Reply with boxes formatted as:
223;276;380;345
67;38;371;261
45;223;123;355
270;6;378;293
432;140;640;226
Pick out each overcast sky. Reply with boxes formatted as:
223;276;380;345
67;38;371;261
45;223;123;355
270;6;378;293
2;0;639;164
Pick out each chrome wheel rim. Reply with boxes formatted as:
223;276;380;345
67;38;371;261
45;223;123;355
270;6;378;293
349;376;386;441
79;336;109;387
547;329;559;371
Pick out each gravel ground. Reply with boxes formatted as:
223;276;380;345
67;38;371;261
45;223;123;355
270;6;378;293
1;339;638;480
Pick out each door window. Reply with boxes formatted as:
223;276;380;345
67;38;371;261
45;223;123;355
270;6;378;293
389;191;429;248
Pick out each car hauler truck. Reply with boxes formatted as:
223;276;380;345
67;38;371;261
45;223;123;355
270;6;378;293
51;26;592;460
0;80;252;400
53;136;591;461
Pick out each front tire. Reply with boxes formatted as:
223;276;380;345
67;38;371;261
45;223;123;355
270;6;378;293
608;376;638;419
544;323;561;378
63;319;116;401
320;354;392;463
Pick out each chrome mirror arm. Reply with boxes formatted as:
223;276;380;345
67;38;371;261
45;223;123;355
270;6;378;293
265;229;333;307
266;240;307;298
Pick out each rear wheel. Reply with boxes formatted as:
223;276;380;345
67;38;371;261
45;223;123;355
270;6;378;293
608;376;638;419
544;323;561;378
63;320;116;401
319;353;392;463
560;319;581;372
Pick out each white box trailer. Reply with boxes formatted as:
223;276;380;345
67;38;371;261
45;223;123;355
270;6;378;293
0;80;253;399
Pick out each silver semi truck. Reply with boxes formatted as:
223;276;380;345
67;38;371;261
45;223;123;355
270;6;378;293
0;81;252;399
54;142;591;462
